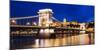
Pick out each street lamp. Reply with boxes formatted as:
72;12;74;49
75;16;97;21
26;22;31;25
32;22;37;26
11;19;16;25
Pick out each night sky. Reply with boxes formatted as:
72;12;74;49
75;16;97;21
10;1;94;23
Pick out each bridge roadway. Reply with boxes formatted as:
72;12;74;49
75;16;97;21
10;25;83;38
10;25;81;30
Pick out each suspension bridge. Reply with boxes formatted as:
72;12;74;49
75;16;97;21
10;15;62;27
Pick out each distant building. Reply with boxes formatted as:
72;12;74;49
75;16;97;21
62;18;67;27
79;23;86;30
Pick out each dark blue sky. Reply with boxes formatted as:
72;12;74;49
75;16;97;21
10;1;94;23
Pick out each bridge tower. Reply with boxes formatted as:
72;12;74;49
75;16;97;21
38;9;54;37
38;9;53;27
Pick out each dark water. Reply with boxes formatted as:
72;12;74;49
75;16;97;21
10;33;94;49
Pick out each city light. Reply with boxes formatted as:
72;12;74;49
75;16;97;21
26;22;30;25
32;22;37;26
11;20;16;23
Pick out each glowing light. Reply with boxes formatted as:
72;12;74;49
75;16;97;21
26;22;30;25
44;29;50;33
63;18;67;23
11;20;16;23
49;29;54;33
33;22;37;25
40;29;44;33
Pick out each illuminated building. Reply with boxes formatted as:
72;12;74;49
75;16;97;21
62;18;67;27
79;23;86;30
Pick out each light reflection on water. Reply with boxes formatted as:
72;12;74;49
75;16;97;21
32;34;90;48
11;33;94;49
